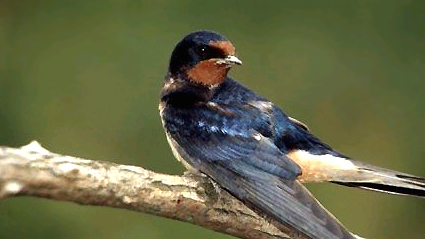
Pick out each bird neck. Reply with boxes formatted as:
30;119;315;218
160;76;218;107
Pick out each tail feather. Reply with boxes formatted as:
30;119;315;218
332;163;425;197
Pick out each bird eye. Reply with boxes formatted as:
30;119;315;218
196;45;212;58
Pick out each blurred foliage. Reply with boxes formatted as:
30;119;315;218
0;0;424;239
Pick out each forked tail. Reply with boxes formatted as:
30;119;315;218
333;162;425;197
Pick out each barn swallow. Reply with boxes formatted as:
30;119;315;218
159;30;425;239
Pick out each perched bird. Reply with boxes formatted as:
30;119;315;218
159;30;425;239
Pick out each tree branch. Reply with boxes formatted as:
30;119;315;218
0;141;363;239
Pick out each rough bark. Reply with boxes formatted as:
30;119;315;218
0;141;363;239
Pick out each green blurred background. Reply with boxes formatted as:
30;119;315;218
1;0;424;239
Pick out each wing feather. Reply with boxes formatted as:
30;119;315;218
170;127;354;239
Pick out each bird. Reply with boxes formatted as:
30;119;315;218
159;30;425;239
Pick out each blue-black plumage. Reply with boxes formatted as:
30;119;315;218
159;30;425;239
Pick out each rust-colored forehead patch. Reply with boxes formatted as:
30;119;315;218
210;40;236;56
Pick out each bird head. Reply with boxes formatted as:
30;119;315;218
168;30;242;86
